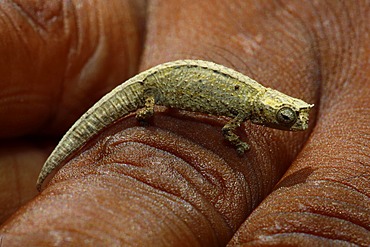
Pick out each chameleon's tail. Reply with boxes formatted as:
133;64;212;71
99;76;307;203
36;80;146;191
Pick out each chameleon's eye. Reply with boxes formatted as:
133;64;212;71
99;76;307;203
277;107;297;125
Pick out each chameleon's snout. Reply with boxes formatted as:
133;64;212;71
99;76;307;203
290;104;314;131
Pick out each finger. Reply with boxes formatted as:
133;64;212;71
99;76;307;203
0;0;145;137
230;1;370;246
0;0;145;226
142;0;318;197
2;111;249;245
1;0;319;245
0;141;49;224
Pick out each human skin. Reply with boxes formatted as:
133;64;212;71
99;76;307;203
0;0;369;246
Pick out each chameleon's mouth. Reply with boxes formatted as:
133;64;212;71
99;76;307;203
290;109;311;131
290;119;308;131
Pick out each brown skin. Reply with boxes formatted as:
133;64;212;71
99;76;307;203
0;0;369;246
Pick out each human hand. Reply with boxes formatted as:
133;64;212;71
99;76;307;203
1;0;369;246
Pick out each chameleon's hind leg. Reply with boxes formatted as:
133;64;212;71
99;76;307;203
136;95;156;122
222;113;250;155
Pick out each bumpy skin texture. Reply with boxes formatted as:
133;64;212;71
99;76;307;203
0;1;369;246
36;60;312;191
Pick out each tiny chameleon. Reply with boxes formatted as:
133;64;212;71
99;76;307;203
36;60;314;191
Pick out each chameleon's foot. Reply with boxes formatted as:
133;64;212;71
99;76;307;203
222;113;249;155
236;142;250;155
136;95;155;123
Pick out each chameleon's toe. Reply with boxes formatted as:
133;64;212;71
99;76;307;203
236;142;250;155
136;108;153;122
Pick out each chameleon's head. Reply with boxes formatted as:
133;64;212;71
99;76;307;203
251;88;314;131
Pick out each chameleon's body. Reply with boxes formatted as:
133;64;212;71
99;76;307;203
37;60;313;191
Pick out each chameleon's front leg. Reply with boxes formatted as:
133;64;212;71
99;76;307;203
222;113;250;155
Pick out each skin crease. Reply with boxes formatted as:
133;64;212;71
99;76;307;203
0;0;369;246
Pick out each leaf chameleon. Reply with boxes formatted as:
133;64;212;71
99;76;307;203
37;60;313;191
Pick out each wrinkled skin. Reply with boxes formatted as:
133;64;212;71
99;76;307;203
0;0;369;246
